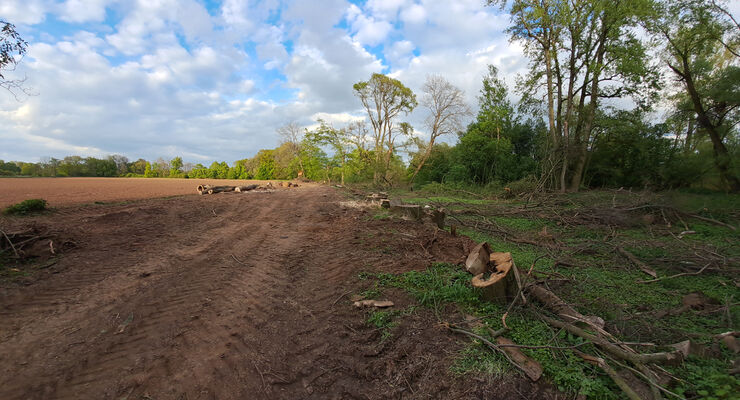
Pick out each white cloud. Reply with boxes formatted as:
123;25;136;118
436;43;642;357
0;0;50;25
0;0;533;164
400;3;426;24
59;0;111;23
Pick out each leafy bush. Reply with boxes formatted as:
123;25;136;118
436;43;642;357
3;199;47;215
506;175;538;195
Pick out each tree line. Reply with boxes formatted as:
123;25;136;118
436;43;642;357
1;0;738;191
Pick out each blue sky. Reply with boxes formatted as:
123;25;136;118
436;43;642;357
0;1;562;163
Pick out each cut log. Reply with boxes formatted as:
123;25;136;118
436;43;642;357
207;186;236;194
235;184;259;192
472;252;516;303
496;337;543;381
465;242;491;275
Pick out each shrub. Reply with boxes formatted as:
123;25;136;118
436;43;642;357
506;175;538;195
3;199;47;215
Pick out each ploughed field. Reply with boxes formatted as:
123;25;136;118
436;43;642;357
0;177;271;208
0;182;553;399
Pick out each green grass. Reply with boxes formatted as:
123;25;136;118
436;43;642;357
360;188;740;398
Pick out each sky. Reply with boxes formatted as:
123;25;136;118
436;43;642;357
0;0;529;164
2;1;737;165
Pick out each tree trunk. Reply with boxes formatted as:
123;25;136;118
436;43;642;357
678;57;740;191
410;137;436;183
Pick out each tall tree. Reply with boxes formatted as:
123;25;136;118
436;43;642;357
170;156;183;176
309;119;354;185
353;73;417;185
410;75;471;183
276;121;305;176
490;0;658;191
0;20;29;97
649;0;740;191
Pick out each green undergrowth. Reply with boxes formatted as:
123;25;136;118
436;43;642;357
360;189;739;398
3;198;47;215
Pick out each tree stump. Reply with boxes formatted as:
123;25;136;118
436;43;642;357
471;252;516;304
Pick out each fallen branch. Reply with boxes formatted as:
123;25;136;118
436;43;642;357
689;214;736;231
526;284;606;333
621;204;736;231
574;350;642;400
0;229;19;258
448;327;528;377
617;246;658;278
540;315;684;365
637;263;710;284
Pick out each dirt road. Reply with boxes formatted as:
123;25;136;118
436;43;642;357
0;186;552;399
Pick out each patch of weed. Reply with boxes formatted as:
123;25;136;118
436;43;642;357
375;263;481;314
3;199;47;215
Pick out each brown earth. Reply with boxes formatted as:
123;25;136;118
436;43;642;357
0;177;271;208
0;185;559;399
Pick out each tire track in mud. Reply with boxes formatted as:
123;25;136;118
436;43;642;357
0;190;328;399
2;186;487;400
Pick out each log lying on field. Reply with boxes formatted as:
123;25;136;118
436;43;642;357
197;185;237;195
208;186;235;194
235;184;259;192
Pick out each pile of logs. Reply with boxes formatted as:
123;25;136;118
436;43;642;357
196;182;299;195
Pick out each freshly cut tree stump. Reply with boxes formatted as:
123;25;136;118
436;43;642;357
472;252;516;303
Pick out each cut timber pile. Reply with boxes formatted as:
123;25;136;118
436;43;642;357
196;182;297;195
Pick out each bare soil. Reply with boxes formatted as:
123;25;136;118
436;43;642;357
0;185;558;399
0;177;269;208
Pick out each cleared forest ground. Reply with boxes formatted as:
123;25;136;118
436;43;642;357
0;184;560;399
1;183;738;399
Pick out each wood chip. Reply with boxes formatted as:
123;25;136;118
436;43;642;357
353;300;394;308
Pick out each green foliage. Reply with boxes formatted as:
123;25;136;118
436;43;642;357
3;199;47;215
0;160;21;175
169;157;183;177
366;310;399;341
254;150;276;180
